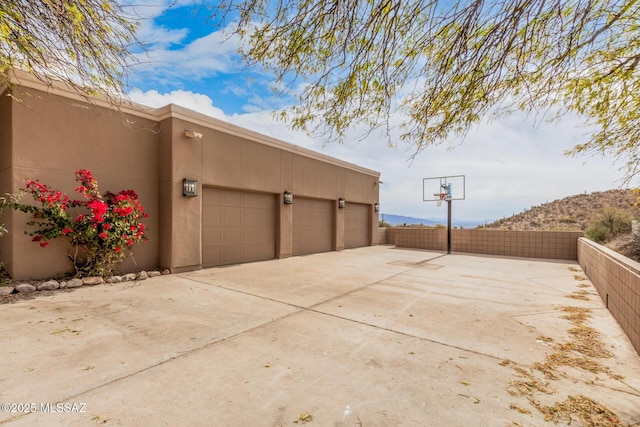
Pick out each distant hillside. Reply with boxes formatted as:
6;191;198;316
482;189;638;231
380;214;484;228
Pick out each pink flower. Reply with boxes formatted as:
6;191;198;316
88;200;108;216
39;242;49;248
62;227;73;235
99;232;108;239
114;247;121;253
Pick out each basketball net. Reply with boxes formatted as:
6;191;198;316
434;193;447;207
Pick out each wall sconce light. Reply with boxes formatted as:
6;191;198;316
184;129;203;139
374;202;380;212
183;178;198;197
338;198;346;209
283;191;293;205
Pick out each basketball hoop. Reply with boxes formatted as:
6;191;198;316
424;175;466;255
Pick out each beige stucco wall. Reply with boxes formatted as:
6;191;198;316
1;74;380;279
159;112;380;271
0;91;13;273
1;84;160;279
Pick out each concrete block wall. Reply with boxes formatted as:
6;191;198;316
393;228;447;251
577;238;640;354
387;228;582;260
453;230;581;259
377;228;387;245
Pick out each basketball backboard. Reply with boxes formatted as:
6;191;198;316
422;175;465;203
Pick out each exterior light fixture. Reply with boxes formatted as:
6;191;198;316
374;202;380;212
184;129;203;139
283;191;293;205
338;198;346;209
183;179;198;197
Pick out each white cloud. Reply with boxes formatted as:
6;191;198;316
128;88;228;121
126;2;243;82
132;30;240;79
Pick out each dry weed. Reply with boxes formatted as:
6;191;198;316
533;395;624;426
561;306;591;323
509;404;531;415
565;325;612;358
566;290;590;301
293;412;314;424
532;361;562;380
508;367;555;397
505;305;626;424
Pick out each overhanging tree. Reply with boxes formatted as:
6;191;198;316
0;0;138;102
215;0;640;178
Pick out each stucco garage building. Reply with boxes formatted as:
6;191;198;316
0;72;380;280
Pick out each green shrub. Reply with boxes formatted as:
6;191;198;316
585;207;631;243
585;223;610;243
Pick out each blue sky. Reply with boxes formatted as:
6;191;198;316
125;1;628;223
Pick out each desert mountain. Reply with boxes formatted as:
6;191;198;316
482;189;638;231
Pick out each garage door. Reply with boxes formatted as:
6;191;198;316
293;197;333;256
345;202;371;249
202;188;276;267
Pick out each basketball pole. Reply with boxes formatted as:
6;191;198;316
447;199;452;254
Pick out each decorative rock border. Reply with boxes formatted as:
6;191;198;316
0;269;171;298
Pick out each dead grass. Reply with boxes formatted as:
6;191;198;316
293;412;314;424
561;306;591;323
565;325;612;358
508;367;555;397
566;290;591;301
505;305;626;425
533;395;624;426
509;403;531;415
532;360;561;380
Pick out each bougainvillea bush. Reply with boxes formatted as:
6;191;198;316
10;169;148;277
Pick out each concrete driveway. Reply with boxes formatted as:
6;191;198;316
1;246;639;426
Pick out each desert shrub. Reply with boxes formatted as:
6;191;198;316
585;207;631;243
585;223;610;243
559;217;578;223
8;169;148;277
